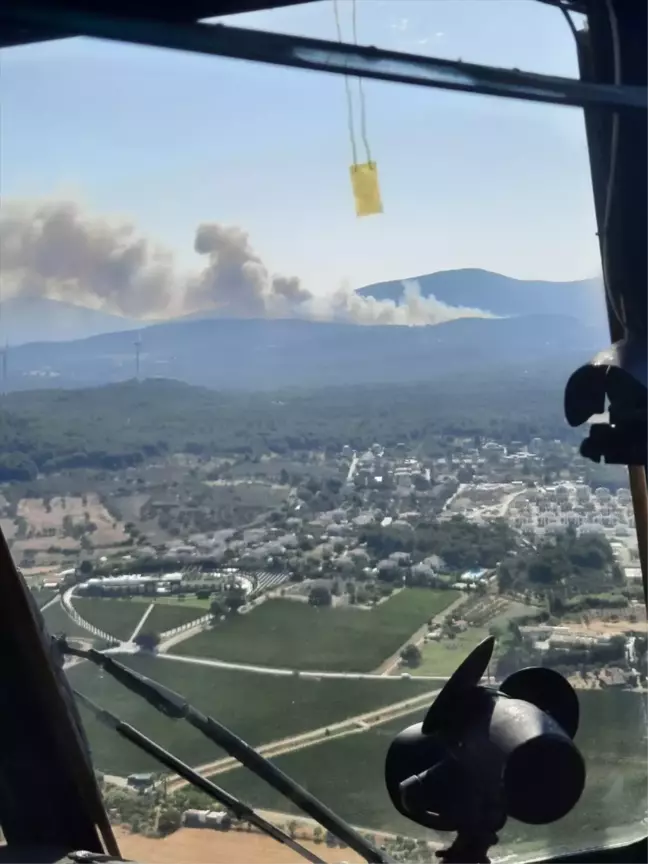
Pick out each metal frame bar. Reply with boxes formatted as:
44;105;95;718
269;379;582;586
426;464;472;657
2;1;646;112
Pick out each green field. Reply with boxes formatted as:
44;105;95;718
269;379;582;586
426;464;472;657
145;602;208;634
72;598;150;641
413;601;538;677
68;654;439;776
120;595;211;610
43;598;96;640
30;587;57;609
219;690;648;857
175;588;459;672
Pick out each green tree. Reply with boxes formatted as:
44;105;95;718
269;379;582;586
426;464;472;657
158;807;182;837
134;631;160;652
308;585;332;607
400;643;422;668
210;597;227;619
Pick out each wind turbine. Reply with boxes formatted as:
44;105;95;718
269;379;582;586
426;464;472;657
134;332;142;381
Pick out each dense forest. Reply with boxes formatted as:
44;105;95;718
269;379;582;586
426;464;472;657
0;371;577;482
498;528;628;609
360;515;518;571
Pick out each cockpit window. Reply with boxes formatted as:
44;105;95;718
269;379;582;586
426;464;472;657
1;1;646;862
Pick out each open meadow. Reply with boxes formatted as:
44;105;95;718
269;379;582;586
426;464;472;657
72;597;150;641
145;602;209;633
174;588;459;672
68;654;438;776
43;598;98;640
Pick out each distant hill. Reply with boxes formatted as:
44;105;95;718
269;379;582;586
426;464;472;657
6;312;606;392
0;296;145;345
357;269;606;325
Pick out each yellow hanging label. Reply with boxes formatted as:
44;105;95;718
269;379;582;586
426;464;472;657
350;161;383;218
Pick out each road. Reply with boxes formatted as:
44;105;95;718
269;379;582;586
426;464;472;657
129;603;154;642
165;686;441;794
346;452;359;484
156;651;452;682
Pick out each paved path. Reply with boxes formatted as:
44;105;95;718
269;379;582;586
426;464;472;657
165;686;441;794
129;603;154;642
40;594;61;613
157;618;211;653
156;651;452;682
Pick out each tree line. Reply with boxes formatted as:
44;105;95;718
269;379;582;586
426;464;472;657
0;372;577;482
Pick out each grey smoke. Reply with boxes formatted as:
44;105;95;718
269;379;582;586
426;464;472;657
0;200;174;317
187;222;314;318
1;199;493;326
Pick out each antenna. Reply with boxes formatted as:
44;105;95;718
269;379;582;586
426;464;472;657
1;341;7;395
134;332;142;382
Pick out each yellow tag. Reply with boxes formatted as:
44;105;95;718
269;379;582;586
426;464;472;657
350;161;383;217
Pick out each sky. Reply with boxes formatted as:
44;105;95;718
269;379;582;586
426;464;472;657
0;0;601;309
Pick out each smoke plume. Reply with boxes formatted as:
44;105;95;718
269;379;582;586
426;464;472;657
1;199;493;326
0;200;175;317
186;222;314;317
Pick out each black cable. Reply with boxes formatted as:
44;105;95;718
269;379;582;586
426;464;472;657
61;641;391;864
74;689;325;864
558;3;578;42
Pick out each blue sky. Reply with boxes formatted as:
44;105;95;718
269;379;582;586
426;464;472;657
1;0;600;303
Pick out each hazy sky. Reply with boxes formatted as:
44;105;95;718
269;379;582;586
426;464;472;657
0;0;601;301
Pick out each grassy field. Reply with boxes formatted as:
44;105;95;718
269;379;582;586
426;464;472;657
123;595;211;610
145;602;208;634
175;589;459;672
43;598;97;640
219;690;648;856
30;587;57;609
72;598;150;641
413;601;539;677
68;655;438;776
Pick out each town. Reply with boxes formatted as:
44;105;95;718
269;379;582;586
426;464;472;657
3;428;646;859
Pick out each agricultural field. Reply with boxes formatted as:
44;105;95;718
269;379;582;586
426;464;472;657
126;595;212;610
115;826;361;864
72;598;149;641
29;587;57;609
145;602;208;634
42;598;97;640
68;655;438;776
18;494;128;546
174;589;460;672
219;690;648;857
413;599;539;677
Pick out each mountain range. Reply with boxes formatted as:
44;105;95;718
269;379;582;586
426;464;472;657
358;268;605;325
1;269;609;392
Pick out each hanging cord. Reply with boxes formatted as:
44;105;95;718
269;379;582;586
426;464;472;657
599;0;626;332
333;0;359;165
559;0;626;333
351;0;372;164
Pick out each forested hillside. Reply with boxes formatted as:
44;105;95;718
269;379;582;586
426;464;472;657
0;371;576;481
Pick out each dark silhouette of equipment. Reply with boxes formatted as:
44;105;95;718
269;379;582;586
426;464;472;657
385;638;585;864
564;337;647;468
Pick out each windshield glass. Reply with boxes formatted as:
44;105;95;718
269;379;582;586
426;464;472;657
1;1;646;861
